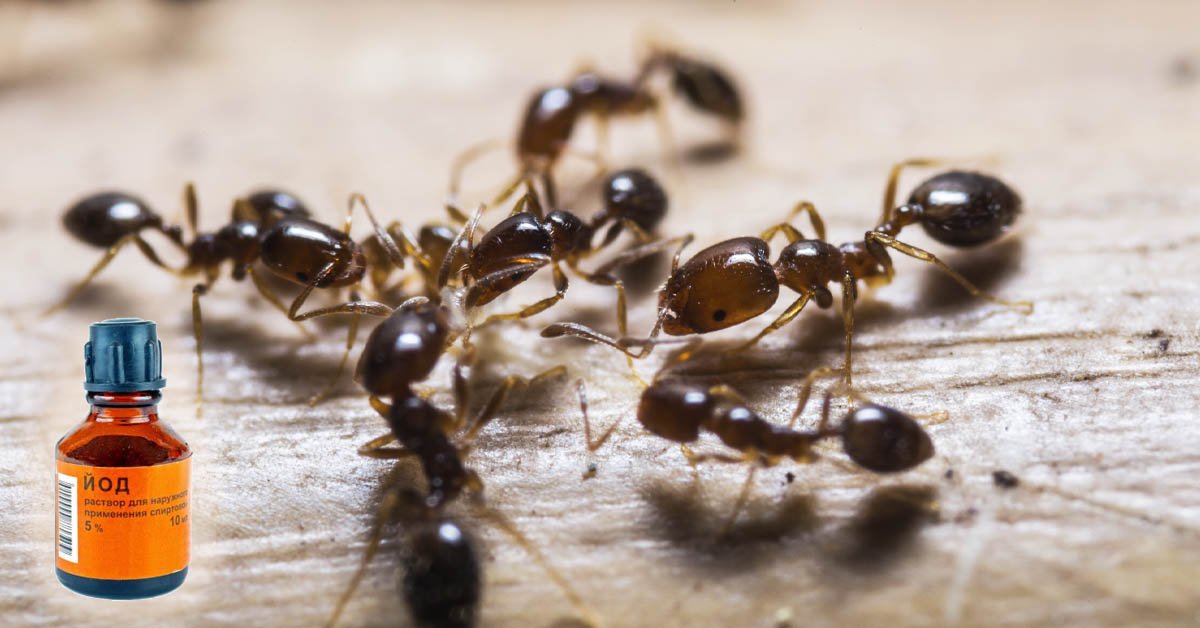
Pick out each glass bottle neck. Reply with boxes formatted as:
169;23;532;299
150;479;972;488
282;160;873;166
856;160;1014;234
86;391;161;424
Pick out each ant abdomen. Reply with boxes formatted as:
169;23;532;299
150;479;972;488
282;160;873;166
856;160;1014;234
259;217;367;287
658;237;778;335
667;55;744;125
355;301;450;398
908;170;1021;247
595;169;668;244
404;519;482;628
240;189;311;227
841;404;934;473
63;192;178;247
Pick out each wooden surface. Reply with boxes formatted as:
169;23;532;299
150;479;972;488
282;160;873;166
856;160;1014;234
2;1;1199;626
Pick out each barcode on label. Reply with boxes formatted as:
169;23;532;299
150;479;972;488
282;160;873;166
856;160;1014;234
57;473;78;563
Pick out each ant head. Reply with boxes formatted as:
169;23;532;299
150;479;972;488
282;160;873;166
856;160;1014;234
908;171;1021;247
404;518;481;628
597;169;668;239
659;237;780;335
638;380;711;443
841;404;934;473
545;210;594;259
355;300;449;397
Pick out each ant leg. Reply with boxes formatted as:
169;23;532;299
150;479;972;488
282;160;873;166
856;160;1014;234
325;463;414;628
43;234;176;315
786;366;840;429
734;291;814;352
346;194;433;272
544;233;694;359
840;272;858;389
575;378;623;452
759;200;827;244
491;171;532;210
285;265;393;322
588;233;694;277
368;395;391;418
721;466;758;536
680;445;746;467
245;266;316;340
190;278;216;418
879;158;943;226
439;203;484;289
448;138;509;211
357;433;419;460
476;263;568;326
566;262;642;382
865;232;1034;313
462;365;568;443
471;504;601;628
183;181;199;236
307;309;362;406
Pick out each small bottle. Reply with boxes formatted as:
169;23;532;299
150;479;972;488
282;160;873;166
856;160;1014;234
55;318;191;599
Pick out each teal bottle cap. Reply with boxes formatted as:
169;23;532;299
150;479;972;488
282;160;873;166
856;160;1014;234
84;317;167;392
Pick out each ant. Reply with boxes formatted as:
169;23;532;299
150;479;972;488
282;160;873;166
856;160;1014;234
544;160;1033;387
50;184;430;409
326;298;597;628
447;43;741;217
439;171;688;359
575;357;937;529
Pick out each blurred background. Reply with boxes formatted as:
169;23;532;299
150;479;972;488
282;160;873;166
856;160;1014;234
2;1;1198;626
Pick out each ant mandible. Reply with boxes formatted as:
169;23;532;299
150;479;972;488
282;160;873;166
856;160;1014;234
325;298;597;628
544;160;1033;387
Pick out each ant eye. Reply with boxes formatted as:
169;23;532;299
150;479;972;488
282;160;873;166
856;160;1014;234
712;309;727;322
295;272;308;282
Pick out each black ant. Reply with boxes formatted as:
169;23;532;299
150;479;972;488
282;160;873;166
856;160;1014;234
544;160;1033;387
575;359;937;528
447;43;740;216
50;184;430;408
326;298;597;628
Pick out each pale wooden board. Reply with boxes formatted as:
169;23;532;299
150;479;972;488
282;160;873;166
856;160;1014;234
2;1;1199;627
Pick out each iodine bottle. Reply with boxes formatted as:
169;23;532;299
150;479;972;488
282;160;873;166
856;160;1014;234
55;318;191;599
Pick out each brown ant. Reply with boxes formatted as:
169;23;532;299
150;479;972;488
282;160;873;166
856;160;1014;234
50;184;430;409
575;359;937;528
326;298;597;628
544;160;1033;387
447;43;739;217
438;172;688;361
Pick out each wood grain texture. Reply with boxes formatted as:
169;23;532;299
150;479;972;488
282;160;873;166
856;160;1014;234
2;1;1198;626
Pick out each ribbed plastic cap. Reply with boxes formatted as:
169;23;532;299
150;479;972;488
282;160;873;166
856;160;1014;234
84;318;167;392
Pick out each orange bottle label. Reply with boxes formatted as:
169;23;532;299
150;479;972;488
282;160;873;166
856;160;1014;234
55;457;190;580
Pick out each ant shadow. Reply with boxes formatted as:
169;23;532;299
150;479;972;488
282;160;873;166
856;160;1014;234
918;237;1026;315
638;477;939;580
681;140;740;166
637;476;818;574
820;484;939;575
